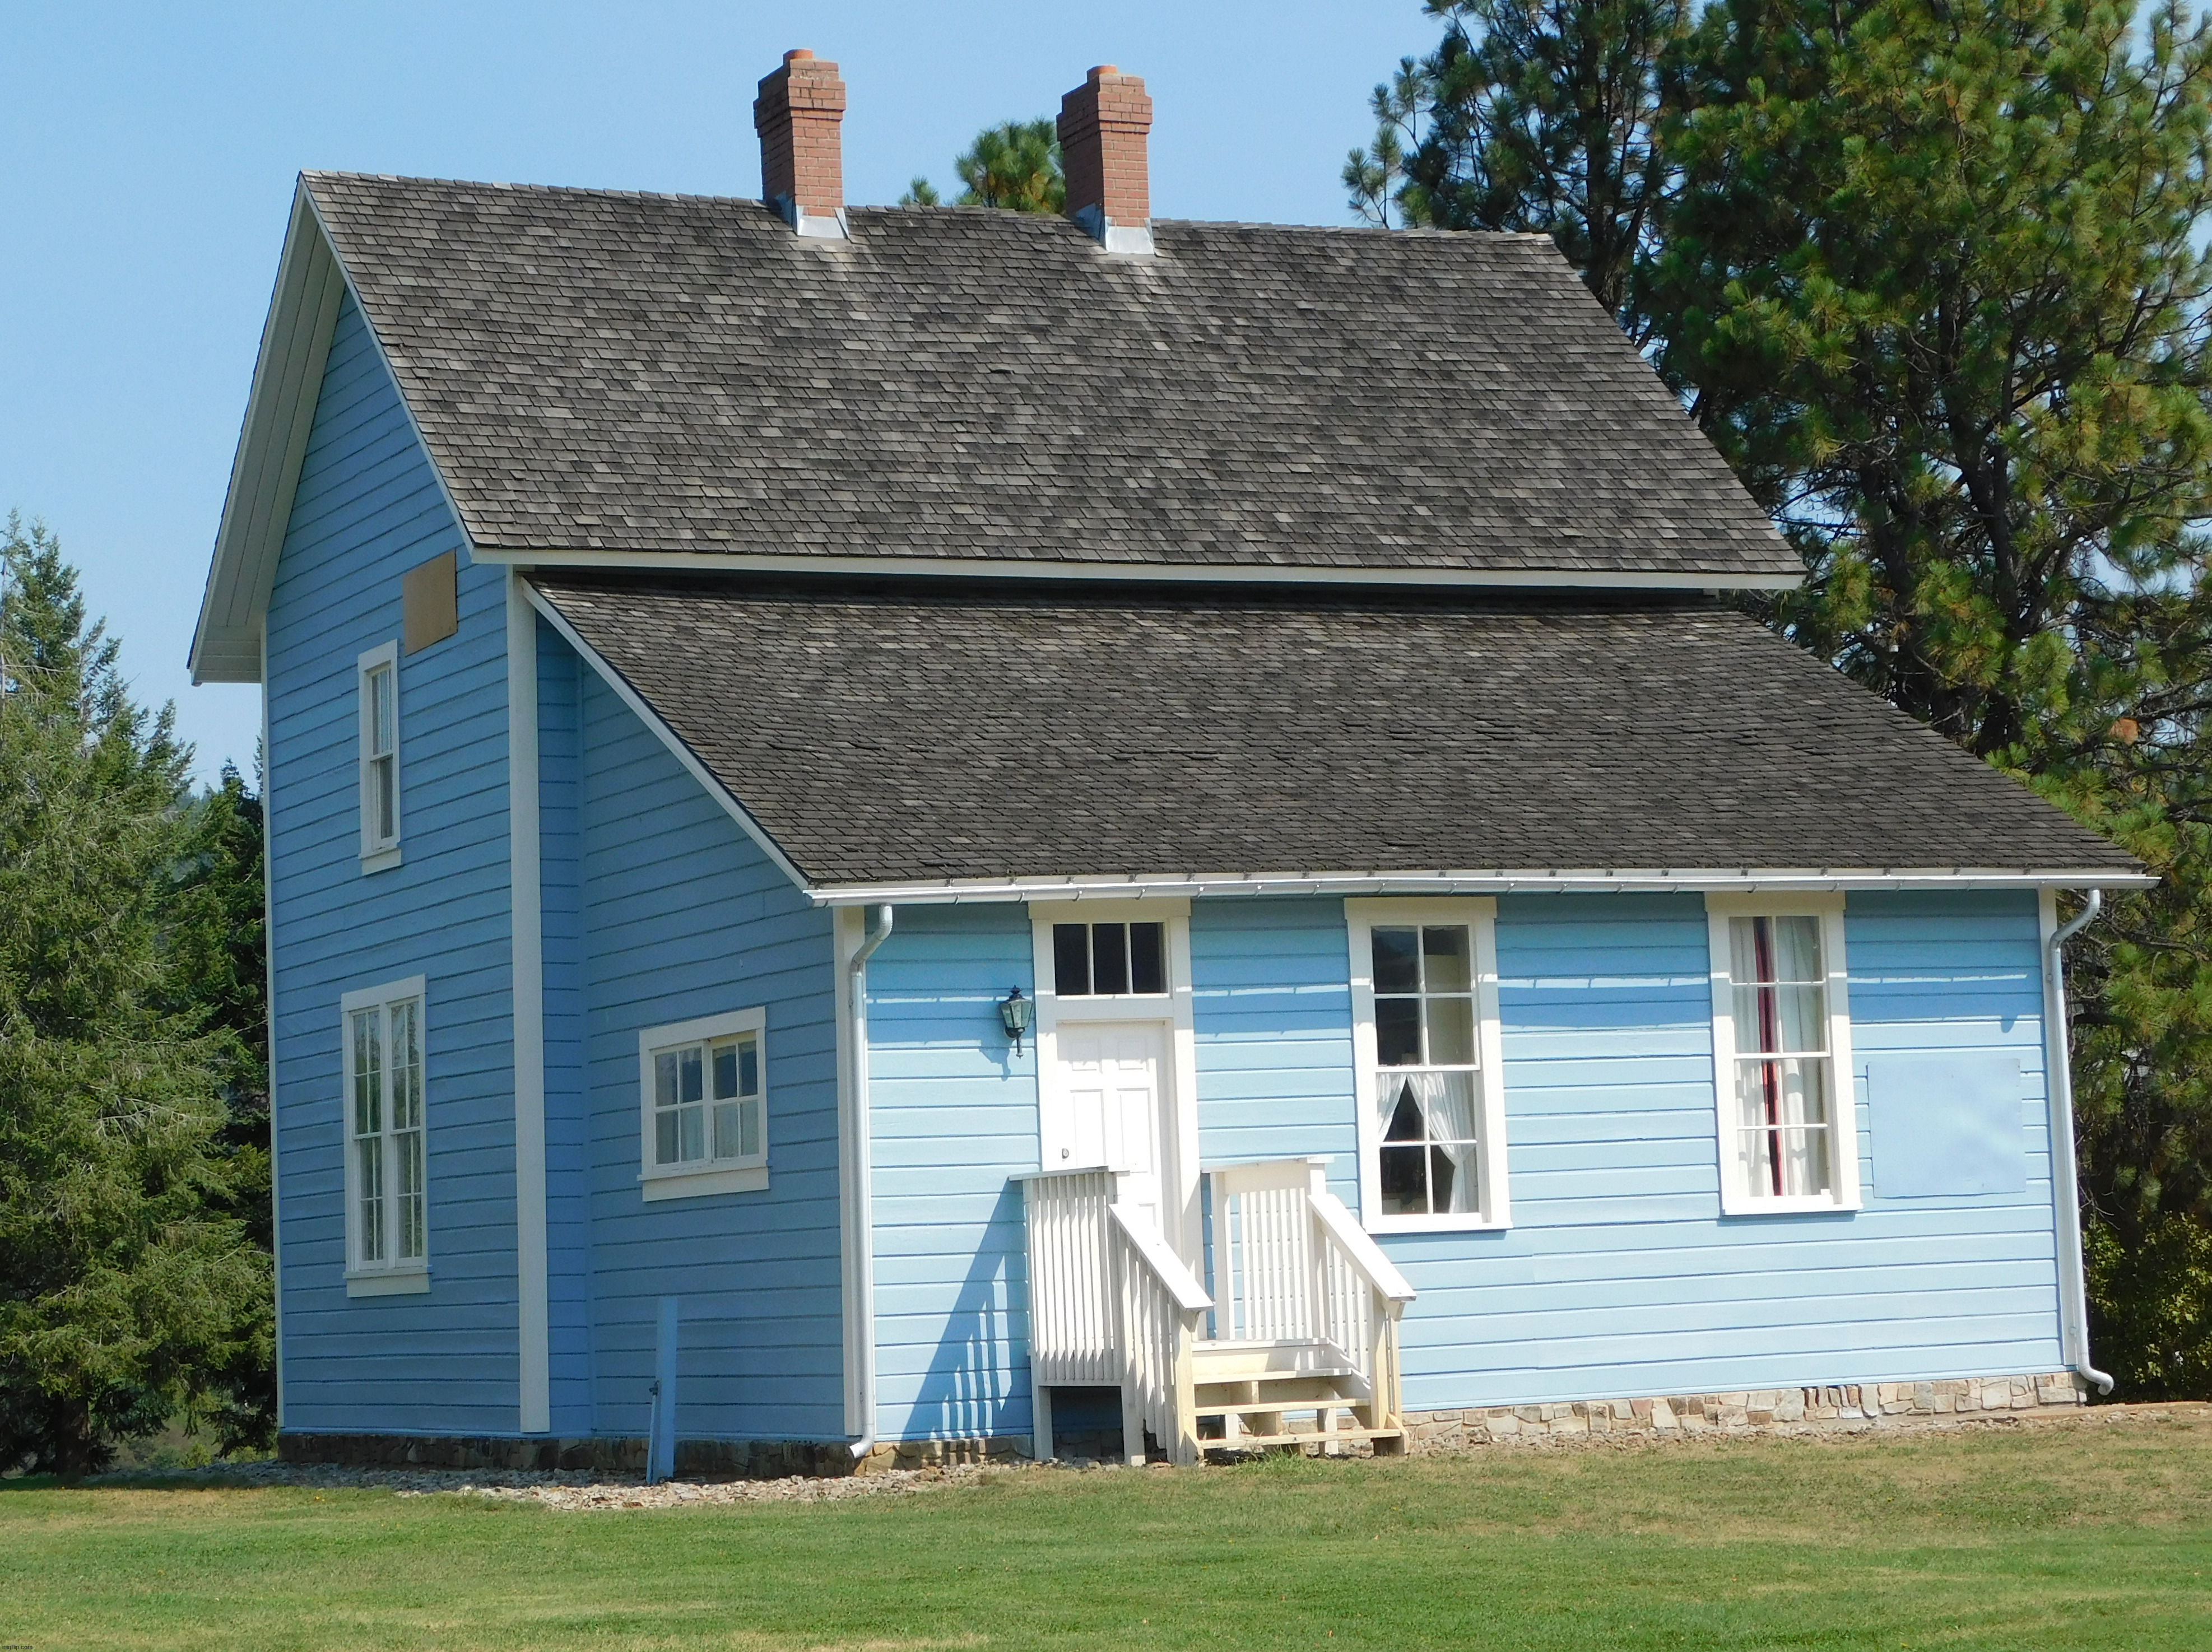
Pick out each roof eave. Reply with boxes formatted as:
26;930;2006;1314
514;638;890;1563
475;545;1803;592
806;867;2156;906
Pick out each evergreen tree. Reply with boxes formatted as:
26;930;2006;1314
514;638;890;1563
1370;0;2212;1394
1402;0;1688;333
1345;57;1434;227
0;516;272;1472
952;119;1066;213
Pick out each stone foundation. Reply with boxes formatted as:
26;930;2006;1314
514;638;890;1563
1402;1371;2089;1452
278;1432;875;1479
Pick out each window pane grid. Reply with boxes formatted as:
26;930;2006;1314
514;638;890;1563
1370;922;1485;1220
652;1031;762;1170
347;993;426;1271
1725;915;1838;1202
1052;922;1167;997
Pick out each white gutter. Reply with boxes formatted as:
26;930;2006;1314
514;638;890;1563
2043;888;2115;1395
844;904;895;1462
811;867;2155;908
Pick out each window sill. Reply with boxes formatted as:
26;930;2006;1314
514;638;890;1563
346;1267;430;1297
1720;1195;1862;1218
360;845;403;875
640;1164;768;1202
1364;1214;1512;1236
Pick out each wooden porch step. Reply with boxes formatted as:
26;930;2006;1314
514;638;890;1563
1201;1427;1404;1450
1191;1338;1355;1380
1195;1380;1364;1412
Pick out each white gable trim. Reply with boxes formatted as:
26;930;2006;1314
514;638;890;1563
520;581;814;895
190;188;346;684
470;544;1802;594
190;180;477;686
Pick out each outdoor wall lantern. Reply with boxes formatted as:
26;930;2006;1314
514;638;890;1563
998;986;1033;1056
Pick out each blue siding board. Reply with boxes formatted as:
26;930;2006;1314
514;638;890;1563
267;295;522;1439
864;905;1038;1444
572;658;844;1444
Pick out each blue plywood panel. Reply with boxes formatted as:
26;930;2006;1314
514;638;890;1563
1867;1057;2028;1198
573;662;843;1445
266;295;521;1437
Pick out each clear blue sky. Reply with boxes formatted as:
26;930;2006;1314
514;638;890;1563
2;1;1438;786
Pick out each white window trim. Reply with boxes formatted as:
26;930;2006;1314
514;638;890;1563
1029;898;1202;1261
1706;892;1863;1216
357;640;401;872
1346;897;1511;1233
339;974;430;1294
637;1006;770;1200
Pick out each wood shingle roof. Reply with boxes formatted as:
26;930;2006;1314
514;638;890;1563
303;172;1799;584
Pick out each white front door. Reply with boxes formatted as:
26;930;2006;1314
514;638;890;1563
1047;1020;1172;1237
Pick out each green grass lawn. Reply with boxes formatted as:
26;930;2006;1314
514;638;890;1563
5;1412;2210;1651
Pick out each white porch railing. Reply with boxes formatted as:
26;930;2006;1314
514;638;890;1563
1017;1168;1211;1465
1204;1157;1416;1432
1019;1157;1416;1462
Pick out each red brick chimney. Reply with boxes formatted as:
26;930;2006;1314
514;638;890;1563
754;49;848;239
1057;66;1154;255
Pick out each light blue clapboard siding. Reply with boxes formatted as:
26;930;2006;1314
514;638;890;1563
863;888;2062;1436
267;294;521;1437
865;906;1038;1444
1377;888;2061;1407
570;653;843;1442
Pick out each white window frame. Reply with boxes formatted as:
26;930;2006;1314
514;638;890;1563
340;974;430;1295
357;641;401;872
1706;893;1862;1215
637;1006;770;1201
1347;897;1510;1233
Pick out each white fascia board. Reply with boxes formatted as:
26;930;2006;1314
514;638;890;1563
190;185;347;685
808;866;2157;906
470;544;1804;594
520;581;814;896
189;180;480;686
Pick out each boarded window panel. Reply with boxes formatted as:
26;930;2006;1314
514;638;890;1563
402;550;458;653
1866;1055;2027;1198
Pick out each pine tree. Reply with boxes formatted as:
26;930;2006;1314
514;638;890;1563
0;516;272;1472
952;119;1066;213
1404;0;1688;333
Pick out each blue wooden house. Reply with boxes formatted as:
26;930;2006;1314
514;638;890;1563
190;54;2148;1470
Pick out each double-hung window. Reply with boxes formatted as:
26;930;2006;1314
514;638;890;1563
357;641;401;870
1706;895;1860;1213
638;1007;769;1200
341;976;429;1293
1347;899;1509;1231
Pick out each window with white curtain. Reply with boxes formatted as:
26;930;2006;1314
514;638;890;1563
356;641;401;870
1346;899;1509;1231
340;975;429;1291
1706;896;1861;1213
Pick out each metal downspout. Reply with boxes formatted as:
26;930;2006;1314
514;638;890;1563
2044;889;2115;1395
847;905;895;1461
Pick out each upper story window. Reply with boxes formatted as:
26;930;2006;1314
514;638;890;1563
1346;899;1510;1232
1053;920;1167;997
637;1007;769;1201
357;641;401;871
1706;895;1861;1214
341;975;429;1293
